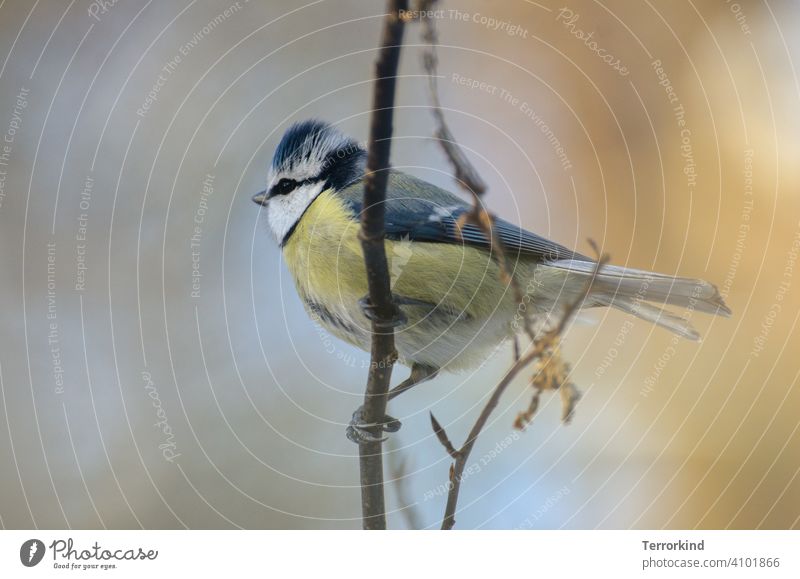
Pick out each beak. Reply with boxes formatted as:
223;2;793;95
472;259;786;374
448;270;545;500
252;190;268;206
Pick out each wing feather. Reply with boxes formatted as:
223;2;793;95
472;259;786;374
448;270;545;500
337;171;586;262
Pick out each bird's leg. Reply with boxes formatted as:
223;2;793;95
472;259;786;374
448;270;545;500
358;293;434;329
346;363;439;444
388;363;438;401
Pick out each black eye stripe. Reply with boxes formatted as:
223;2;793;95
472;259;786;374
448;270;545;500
270;177;320;197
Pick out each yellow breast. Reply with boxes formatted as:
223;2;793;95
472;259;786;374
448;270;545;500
282;189;516;321
282;189;367;308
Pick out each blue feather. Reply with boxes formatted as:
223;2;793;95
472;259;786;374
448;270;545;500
337;170;587;263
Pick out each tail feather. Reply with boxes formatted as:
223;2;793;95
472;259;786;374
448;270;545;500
548;259;731;340
590;293;701;341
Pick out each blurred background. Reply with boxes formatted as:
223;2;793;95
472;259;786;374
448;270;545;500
0;0;798;530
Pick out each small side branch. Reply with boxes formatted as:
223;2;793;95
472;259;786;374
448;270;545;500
413;0;607;530
434;252;608;530
357;0;409;531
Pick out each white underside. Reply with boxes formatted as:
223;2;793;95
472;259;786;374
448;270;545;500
309;294;518;372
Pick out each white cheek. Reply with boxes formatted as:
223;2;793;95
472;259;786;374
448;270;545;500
266;196;292;242
266;182;324;243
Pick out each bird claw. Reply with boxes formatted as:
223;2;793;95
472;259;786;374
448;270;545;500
359;293;434;329
346;406;402;444
358;295;407;329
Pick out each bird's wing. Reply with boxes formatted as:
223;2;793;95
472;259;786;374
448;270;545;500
337;170;588;263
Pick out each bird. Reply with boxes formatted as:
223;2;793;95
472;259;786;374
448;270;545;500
252;119;731;443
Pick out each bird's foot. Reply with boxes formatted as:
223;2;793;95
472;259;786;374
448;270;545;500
358;294;406;329
358;293;433;329
346;406;402;444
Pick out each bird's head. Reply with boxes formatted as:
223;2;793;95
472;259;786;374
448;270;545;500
253;120;366;244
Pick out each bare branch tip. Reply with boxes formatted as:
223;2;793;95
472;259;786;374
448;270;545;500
430;412;460;460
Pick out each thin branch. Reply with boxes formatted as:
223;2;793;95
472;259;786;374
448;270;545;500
437;252;609;530
417;0;537;343
413;0;606;529
358;0;409;530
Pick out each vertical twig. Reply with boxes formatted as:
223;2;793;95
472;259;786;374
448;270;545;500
417;0;538;342
358;0;409;530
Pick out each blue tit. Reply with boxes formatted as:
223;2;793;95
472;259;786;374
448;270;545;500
252;120;731;442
